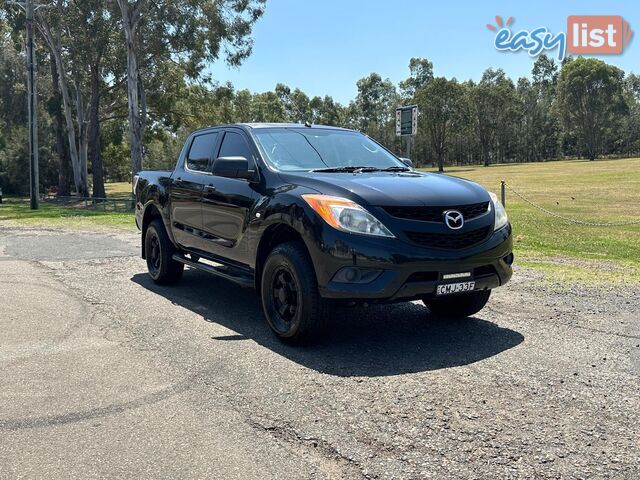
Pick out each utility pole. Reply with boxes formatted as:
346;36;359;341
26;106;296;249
10;0;41;209
25;0;39;209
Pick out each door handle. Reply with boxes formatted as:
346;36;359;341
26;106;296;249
204;184;216;193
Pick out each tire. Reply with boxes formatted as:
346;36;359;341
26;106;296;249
260;241;330;344
145;219;184;285
422;290;491;319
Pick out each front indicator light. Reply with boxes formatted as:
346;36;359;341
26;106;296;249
302;194;395;237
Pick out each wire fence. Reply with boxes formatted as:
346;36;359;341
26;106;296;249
41;194;135;213
501;181;640;227
27;183;640;227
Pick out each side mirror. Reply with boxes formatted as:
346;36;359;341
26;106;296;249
400;158;414;169
212;156;255;180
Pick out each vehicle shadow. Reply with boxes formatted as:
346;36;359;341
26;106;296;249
131;270;524;377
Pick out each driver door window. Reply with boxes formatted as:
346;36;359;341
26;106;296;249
216;131;253;164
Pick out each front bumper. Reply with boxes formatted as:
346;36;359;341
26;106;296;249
308;225;513;302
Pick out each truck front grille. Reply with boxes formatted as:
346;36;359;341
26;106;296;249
405;226;492;250
384;202;490;223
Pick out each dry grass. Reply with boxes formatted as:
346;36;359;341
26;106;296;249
105;181;133;197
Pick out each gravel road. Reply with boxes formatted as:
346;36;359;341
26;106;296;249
0;225;638;479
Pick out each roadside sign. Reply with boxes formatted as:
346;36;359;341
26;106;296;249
396;105;418;136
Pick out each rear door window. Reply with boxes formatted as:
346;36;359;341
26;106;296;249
187;132;219;172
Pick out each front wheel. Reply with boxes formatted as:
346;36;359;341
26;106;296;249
260;241;330;344
422;290;491;319
145;219;184;285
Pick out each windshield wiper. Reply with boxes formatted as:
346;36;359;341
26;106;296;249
381;166;411;172
309;166;380;173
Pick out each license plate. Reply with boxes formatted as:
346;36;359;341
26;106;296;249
436;281;476;296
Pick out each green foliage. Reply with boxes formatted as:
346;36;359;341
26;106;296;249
350;73;399;150
415;77;467;172
556;58;627;160
399;57;434;98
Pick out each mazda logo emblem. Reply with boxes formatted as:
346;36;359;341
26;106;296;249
443;210;464;230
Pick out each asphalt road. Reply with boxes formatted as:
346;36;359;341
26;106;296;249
0;226;638;479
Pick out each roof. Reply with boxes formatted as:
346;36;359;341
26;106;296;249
188;123;357;137
241;123;349;130
193;123;353;131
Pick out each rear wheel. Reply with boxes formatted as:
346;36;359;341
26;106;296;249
145;219;184;285
260;241;330;344
422;290;491;319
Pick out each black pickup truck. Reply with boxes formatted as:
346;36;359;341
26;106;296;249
134;123;513;343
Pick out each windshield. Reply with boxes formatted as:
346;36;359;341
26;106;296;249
253;128;406;172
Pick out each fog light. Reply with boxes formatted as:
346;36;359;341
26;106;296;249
332;267;383;284
344;267;360;282
503;253;514;266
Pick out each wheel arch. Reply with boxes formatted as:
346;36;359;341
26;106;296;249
141;203;163;259
254;222;308;292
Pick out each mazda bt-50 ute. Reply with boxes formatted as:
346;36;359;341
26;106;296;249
134;124;513;343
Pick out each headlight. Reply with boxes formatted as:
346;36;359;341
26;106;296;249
302;194;395;237
488;192;509;231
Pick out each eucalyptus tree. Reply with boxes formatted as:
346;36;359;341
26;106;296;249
74;0;122;198
233;89;253;122
471;69;518;166
251;91;286;122
35;0;88;196
415;77;467;172
310;95;344;126
399;57;434;99
0;17;29;193
531;54;560;161
33;0;122;197
350;73;398;148
114;0;266;179
622;73;640;156
556;57;627;160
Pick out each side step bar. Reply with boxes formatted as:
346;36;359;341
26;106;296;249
172;254;254;288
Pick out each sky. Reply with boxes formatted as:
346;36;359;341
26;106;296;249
209;0;640;104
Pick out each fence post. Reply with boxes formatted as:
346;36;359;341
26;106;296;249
500;180;506;207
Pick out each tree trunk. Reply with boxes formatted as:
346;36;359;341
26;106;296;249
49;52;70;196
38;20;83;195
139;70;147;136
117;0;144;180
89;68;106;198
55;50;83;195
75;79;89;197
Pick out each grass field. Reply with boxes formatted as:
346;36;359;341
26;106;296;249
0;198;134;230
422;158;640;283
0;181;135;230
2;158;639;283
